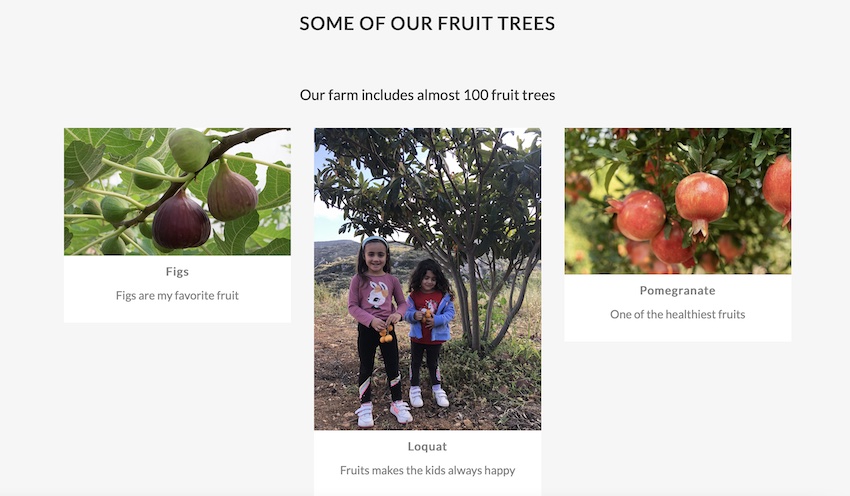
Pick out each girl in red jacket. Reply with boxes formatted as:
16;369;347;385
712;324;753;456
404;258;455;408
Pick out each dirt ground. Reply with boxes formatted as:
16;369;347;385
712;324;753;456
314;311;538;430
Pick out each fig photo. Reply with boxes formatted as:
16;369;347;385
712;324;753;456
63;128;291;255
565;128;791;274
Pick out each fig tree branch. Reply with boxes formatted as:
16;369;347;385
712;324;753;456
82;186;146;209
71;226;128;256
118;128;289;228
119;232;148;255
221;153;291;172
101;157;188;183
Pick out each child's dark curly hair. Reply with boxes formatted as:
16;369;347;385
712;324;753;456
408;258;453;299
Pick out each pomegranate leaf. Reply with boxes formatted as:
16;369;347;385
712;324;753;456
604;162;621;193
751;129;763;149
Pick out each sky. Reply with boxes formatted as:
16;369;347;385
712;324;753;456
313;145;357;242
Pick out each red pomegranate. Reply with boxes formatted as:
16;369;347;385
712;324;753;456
611;128;630;139
763;154;791;231
644;158;660;186
565;171;592;204
675;172;729;243
643;257;680;274
625;239;652;268
699;251;720;274
606;190;666;241
651;220;696;267
717;233;746;263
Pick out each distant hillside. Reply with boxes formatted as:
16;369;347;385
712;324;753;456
314;240;359;267
314;240;430;293
314;240;541;294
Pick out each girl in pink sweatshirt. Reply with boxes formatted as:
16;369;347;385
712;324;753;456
347;236;411;428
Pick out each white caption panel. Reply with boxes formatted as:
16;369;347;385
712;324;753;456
64;256;291;323
564;274;791;342
315;431;541;496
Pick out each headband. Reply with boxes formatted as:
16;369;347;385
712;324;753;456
362;235;388;248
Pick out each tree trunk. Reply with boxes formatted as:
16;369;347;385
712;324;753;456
466;256;480;351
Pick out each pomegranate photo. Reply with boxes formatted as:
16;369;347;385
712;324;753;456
605;190;666;241
651;220;696;267
563;128;791;275
763;154;791;231
675;172;729;243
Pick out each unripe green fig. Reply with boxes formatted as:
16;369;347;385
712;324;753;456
138;221;153;239
81;199;102;216
101;196;134;224
133;157;166;190
152;188;211;249
168;128;212;173
207;160;259;221
101;236;126;255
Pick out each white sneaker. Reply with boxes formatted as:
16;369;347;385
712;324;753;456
355;403;373;428
409;386;424;408
434;388;450;408
390;401;413;424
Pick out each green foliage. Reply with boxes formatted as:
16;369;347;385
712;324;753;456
315;128;541;353
565;128;792;274
64;128;291;256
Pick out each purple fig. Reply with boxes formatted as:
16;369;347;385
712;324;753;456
152;188;211;249
207;160;258;221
